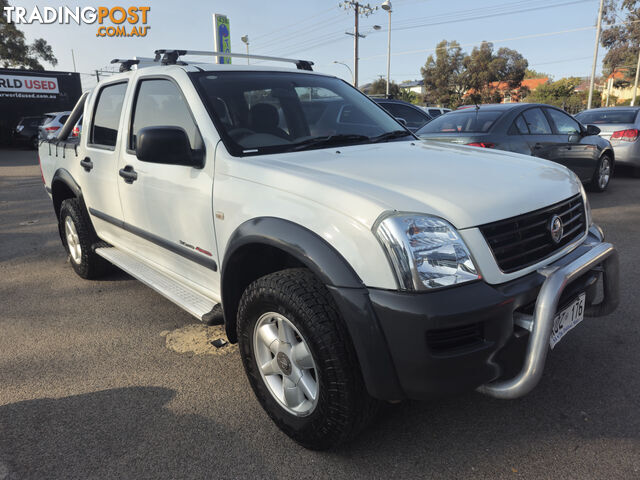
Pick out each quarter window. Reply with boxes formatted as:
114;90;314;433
90;82;127;148
130;79;201;151
522;108;552;135
546;108;581;135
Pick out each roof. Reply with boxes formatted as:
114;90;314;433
488;77;549;91
581;106;640;112
400;80;423;88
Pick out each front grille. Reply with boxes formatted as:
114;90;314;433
479;194;586;273
427;322;484;353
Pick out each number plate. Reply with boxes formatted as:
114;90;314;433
550;293;586;349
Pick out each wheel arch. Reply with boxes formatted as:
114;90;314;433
220;217;364;342
51;168;82;220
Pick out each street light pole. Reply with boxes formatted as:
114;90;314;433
333;61;354;84
382;1;392;97
587;0;605;110
241;35;250;65
632;48;640;106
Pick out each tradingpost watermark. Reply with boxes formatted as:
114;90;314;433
2;5;151;37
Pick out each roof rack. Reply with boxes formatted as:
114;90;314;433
111;57;157;72
153;50;314;71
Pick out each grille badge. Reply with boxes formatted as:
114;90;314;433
549;215;564;244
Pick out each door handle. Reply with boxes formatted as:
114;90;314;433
533;143;542;150
80;157;93;172
119;165;138;184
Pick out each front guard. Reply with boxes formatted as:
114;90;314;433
478;226;619;400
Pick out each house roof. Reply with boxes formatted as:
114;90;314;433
400;80;423;88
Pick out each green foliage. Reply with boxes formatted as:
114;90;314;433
421;40;528;108
524;68;550;79
525;77;587;113
420;40;466;108
0;0;58;69
368;77;419;103
601;0;639;74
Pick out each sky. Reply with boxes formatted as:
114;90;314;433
10;0;608;90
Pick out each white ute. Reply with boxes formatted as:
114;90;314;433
39;50;619;450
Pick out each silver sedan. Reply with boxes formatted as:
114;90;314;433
575;107;640;176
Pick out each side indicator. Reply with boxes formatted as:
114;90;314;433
196;247;213;257
215;211;224;220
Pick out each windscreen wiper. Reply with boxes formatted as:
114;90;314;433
369;130;414;143
291;134;370;151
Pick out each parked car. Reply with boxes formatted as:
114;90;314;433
421;106;451;118
71;116;83;139
39;52;618;450
574;107;640;177
12;115;45;149
39;111;71;140
417;103;615;191
372;98;432;132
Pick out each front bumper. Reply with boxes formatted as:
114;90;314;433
332;225;619;401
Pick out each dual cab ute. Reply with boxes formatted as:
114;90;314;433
39;50;619;449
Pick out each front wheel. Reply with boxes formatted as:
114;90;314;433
237;268;378;450
58;198;111;279
590;154;612;192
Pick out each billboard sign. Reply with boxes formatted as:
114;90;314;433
0;74;60;98
213;14;231;64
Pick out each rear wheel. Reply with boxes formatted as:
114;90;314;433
58;198;110;279
590;154;612;192
237;268;378;450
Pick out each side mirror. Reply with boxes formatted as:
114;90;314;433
585;124;601;136
395;117;407;126
135;126;203;167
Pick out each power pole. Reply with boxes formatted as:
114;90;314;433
587;0;605;109
340;1;378;89
632;48;640;106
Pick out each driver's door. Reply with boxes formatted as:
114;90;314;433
116;76;219;293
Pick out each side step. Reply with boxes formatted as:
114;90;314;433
95;247;217;321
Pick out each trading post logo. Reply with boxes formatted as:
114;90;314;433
2;5;151;38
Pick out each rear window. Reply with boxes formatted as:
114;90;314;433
417;110;502;134
575;110;638;124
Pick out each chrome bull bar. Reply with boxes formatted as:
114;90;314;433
478;239;619;400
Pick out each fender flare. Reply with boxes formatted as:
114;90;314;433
51;168;83;218
221;216;364;294
220;217;404;400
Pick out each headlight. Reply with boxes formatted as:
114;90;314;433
374;213;481;291
579;183;592;226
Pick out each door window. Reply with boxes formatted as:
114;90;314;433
90;82;127;148
130;79;201;151
546;108;581;135
522;108;552;135
513;114;529;134
381;103;428;129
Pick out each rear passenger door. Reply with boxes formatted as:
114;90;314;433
544;107;595;181
116;76;219;294
83;80;128;241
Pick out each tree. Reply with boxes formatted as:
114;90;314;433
462;42;528;105
0;0;58;69
601;0;640;75
420;40;466;107
368;77;417;103
524;68;551;79
525;77;587;113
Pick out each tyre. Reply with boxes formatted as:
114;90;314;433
237;268;378;450
589;154;612;192
58;198;110;279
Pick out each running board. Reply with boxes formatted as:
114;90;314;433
95;247;218;321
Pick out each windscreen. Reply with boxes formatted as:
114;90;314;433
575;110;638;124
192;71;410;156
416;110;503;134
